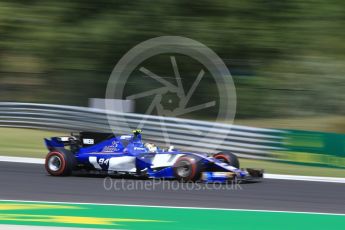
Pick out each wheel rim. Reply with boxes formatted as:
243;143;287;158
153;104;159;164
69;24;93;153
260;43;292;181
176;161;191;178
48;155;62;172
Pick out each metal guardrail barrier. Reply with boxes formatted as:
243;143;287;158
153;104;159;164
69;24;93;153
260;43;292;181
0;102;286;160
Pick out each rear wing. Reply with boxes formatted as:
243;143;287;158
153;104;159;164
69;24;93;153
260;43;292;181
44;136;75;151
44;132;116;151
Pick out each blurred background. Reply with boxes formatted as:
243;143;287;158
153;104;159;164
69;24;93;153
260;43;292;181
0;0;344;175
0;0;344;132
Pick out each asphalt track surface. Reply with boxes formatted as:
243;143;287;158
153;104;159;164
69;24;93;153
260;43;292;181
1;162;345;214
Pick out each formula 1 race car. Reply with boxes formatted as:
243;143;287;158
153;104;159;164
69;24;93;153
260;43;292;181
44;130;263;182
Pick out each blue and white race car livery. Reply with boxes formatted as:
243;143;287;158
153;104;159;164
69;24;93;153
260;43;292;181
44;130;263;182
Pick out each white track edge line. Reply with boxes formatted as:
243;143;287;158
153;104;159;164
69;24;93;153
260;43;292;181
0;156;44;164
1;156;345;183
265;173;345;183
0;199;345;216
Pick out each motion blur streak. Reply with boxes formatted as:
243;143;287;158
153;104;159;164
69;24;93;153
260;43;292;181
0;1;344;132
0;1;344;229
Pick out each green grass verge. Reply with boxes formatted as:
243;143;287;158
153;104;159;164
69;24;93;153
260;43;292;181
233;115;345;134
241;158;345;177
0;128;63;158
0;127;344;177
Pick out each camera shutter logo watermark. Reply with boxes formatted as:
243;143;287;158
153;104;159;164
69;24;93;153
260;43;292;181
106;36;236;151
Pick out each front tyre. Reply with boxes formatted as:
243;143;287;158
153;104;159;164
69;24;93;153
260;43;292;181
45;151;74;176
173;155;203;182
213;152;240;168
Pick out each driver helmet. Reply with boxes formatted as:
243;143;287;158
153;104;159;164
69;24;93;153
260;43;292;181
145;143;158;153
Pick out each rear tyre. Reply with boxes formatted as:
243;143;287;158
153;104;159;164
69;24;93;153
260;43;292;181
45;151;75;176
213;152;240;168
173;155;203;182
